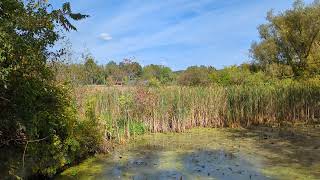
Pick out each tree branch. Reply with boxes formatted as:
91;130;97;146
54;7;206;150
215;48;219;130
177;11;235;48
22;135;51;170
0;96;10;102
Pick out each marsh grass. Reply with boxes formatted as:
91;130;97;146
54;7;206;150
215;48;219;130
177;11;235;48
76;83;320;140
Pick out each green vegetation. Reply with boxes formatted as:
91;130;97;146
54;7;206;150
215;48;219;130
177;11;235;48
79;83;319;138
250;0;320;78
54;1;320;87
1;0;320;179
0;0;104;178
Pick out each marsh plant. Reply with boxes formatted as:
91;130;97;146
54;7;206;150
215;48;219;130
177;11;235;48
78;82;320;139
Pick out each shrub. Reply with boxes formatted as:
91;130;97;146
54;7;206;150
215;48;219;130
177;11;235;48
0;1;88;178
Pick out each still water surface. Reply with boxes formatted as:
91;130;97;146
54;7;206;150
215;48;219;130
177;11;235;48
58;127;320;180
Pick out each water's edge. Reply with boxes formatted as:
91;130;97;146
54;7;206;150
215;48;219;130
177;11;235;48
57;127;320;180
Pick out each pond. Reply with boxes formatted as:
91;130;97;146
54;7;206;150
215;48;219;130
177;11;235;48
57;127;320;180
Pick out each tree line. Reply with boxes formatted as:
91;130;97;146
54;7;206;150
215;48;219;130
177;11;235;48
55;56;318;87
52;0;320;87
1;0;320;179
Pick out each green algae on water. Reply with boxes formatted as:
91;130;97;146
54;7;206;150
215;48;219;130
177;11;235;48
57;127;320;180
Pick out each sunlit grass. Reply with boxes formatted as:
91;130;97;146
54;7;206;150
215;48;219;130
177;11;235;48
76;84;320;141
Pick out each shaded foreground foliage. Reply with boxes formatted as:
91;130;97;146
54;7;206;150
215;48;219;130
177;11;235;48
0;0;105;179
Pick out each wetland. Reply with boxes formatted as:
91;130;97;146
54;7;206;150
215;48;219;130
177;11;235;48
57;126;320;180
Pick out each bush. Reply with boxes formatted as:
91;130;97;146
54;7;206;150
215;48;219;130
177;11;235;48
178;66;213;86
75;96;105;157
0;1;88;178
147;77;161;87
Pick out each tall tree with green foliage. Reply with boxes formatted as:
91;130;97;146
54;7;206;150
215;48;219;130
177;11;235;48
0;0;88;177
251;0;320;77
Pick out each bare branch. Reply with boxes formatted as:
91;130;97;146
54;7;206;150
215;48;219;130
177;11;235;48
22;135;51;169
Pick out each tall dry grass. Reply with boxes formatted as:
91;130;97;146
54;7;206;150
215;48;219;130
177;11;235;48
75;83;320;139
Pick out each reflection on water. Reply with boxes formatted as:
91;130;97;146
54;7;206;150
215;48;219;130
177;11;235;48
57;127;320;180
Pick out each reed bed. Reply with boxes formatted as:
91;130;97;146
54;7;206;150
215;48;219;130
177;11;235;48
76;84;320;138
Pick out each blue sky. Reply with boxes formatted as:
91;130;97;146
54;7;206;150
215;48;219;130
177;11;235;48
51;0;313;70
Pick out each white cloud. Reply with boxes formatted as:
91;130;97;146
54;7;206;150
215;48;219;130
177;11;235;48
99;33;112;41
68;0;303;68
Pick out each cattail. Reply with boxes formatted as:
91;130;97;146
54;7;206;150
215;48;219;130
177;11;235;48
77;83;320;139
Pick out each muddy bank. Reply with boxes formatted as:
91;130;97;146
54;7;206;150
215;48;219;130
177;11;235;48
57;126;320;180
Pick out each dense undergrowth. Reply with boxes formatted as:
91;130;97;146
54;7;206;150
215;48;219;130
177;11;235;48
0;84;105;179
